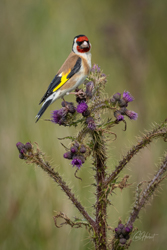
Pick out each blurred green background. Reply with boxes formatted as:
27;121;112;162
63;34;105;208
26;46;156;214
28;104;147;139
0;0;167;249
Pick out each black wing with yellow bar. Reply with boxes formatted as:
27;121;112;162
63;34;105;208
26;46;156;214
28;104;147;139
39;57;82;104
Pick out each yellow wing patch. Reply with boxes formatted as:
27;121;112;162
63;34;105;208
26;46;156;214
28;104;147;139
53;69;71;92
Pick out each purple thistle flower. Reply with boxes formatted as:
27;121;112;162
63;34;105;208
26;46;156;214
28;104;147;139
126;110;138;120
117;115;124;121
51;108;67;125
114;111;124;121
91;64;101;73
76;102;88;113
71;158;83;169
123;91;134;103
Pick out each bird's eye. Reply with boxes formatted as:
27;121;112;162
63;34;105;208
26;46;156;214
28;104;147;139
77;41;83;46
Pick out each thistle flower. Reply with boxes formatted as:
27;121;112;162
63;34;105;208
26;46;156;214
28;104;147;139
123;91;134;103
51;108;68;125
76;102;88;113
125;110;138;120
91;64;101;73
71;158;83;169
114;111;124;121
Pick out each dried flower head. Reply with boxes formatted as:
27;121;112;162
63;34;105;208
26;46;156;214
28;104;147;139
86;81;94;98
86;117;96;130
61;101;76;114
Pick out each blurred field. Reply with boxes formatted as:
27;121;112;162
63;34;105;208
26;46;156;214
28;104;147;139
0;0;167;249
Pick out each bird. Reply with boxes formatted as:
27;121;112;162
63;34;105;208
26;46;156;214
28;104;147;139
35;34;91;122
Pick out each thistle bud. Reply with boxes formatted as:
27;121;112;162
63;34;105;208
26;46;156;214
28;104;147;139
113;93;121;101
16;142;25;151
118;99;127;107
24;142;32;151
119;238;126;244
70;146;78;154
63;151;72;159
80;145;86;154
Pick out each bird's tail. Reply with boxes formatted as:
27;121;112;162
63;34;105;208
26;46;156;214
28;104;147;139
35;99;52;123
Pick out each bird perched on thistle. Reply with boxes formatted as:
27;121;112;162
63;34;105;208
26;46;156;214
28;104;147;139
35;35;92;122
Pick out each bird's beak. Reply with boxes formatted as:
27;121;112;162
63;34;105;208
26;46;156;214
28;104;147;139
80;41;89;49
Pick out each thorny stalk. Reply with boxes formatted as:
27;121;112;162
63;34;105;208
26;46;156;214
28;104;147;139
93;131;107;249
127;154;167;227
25;148;96;230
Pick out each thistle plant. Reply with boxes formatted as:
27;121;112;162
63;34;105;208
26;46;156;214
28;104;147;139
16;64;167;250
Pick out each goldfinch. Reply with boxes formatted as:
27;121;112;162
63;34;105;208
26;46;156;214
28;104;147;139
36;34;91;122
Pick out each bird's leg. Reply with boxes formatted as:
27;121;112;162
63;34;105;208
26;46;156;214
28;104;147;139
69;89;86;98
62;97;68;108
